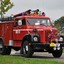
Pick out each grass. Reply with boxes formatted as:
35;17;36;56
0;55;64;64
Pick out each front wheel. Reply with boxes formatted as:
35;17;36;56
22;40;33;57
52;48;63;58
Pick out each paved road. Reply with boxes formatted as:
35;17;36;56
11;50;64;62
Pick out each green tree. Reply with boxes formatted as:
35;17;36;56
0;0;14;18
54;16;64;32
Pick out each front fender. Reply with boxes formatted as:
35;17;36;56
22;34;32;44
22;34;40;44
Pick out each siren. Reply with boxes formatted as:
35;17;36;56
14;9;46;17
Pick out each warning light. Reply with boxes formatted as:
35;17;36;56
14;9;46;17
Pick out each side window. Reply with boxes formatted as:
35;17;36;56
18;19;26;26
18;20;22;26
15;19;26;27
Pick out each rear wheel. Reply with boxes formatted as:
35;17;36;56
52;48;63;58
0;40;7;55
0;40;11;55
6;47;11;55
22;40;33;57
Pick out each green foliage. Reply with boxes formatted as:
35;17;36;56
54;16;64;32
0;0;14;17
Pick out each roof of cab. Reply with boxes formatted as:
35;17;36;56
15;15;50;19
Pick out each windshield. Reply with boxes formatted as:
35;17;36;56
27;18;51;26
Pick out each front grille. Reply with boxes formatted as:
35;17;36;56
45;30;58;42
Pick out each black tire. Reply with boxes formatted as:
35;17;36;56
6;47;11;55
0;40;11;55
20;47;23;54
52;48;63;58
0;40;7;55
22;40;33;57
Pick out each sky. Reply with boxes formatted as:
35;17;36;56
5;0;64;20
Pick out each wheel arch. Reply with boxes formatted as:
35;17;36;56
0;37;4;43
22;34;32;45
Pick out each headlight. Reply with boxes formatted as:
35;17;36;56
33;37;38;42
59;37;63;41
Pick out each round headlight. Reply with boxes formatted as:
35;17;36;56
59;37;63;42
33;37;38;42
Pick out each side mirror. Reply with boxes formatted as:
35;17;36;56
18;20;22;26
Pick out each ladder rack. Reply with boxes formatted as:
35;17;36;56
0;17;14;21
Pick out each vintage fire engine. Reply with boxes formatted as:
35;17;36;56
0;9;64;57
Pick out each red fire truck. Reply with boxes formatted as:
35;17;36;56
0;9;64;57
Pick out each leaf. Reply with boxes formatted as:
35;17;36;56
0;0;14;17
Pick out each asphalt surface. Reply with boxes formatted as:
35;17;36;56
11;50;64;62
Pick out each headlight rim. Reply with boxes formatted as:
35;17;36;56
33;36;38;42
59;37;63;42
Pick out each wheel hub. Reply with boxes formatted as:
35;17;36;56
25;45;28;51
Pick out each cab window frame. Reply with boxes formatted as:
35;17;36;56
14;18;26;27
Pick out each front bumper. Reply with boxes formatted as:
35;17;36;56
31;42;64;51
60;43;64;47
32;43;50;48
32;43;64;47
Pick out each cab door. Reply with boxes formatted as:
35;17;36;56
13;18;27;40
